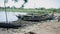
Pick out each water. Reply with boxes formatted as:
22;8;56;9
0;11;27;22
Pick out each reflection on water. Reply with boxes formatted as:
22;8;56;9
0;11;27;22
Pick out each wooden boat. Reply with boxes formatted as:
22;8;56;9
0;22;21;29
16;14;54;21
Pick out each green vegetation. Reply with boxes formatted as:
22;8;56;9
0;7;60;14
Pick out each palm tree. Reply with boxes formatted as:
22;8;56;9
12;0;28;3
21;0;28;8
24;0;28;3
12;0;28;8
12;0;18;2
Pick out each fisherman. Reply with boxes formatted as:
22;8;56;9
58;16;60;22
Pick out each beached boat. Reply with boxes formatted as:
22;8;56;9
16;14;54;21
0;22;21;28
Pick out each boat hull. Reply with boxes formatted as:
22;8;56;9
0;23;21;28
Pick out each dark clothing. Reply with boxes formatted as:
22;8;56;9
58;16;60;22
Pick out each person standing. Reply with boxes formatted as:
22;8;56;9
58;16;60;22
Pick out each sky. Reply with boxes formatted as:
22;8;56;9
0;0;60;8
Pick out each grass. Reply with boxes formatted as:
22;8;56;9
0;8;51;13
0;8;60;14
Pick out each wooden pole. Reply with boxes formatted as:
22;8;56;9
4;0;8;23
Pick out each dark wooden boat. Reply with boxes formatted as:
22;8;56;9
16;14;54;21
0;22;21;29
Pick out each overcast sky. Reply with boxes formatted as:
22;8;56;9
0;0;60;8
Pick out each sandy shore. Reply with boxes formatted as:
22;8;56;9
0;13;60;34
0;20;60;34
